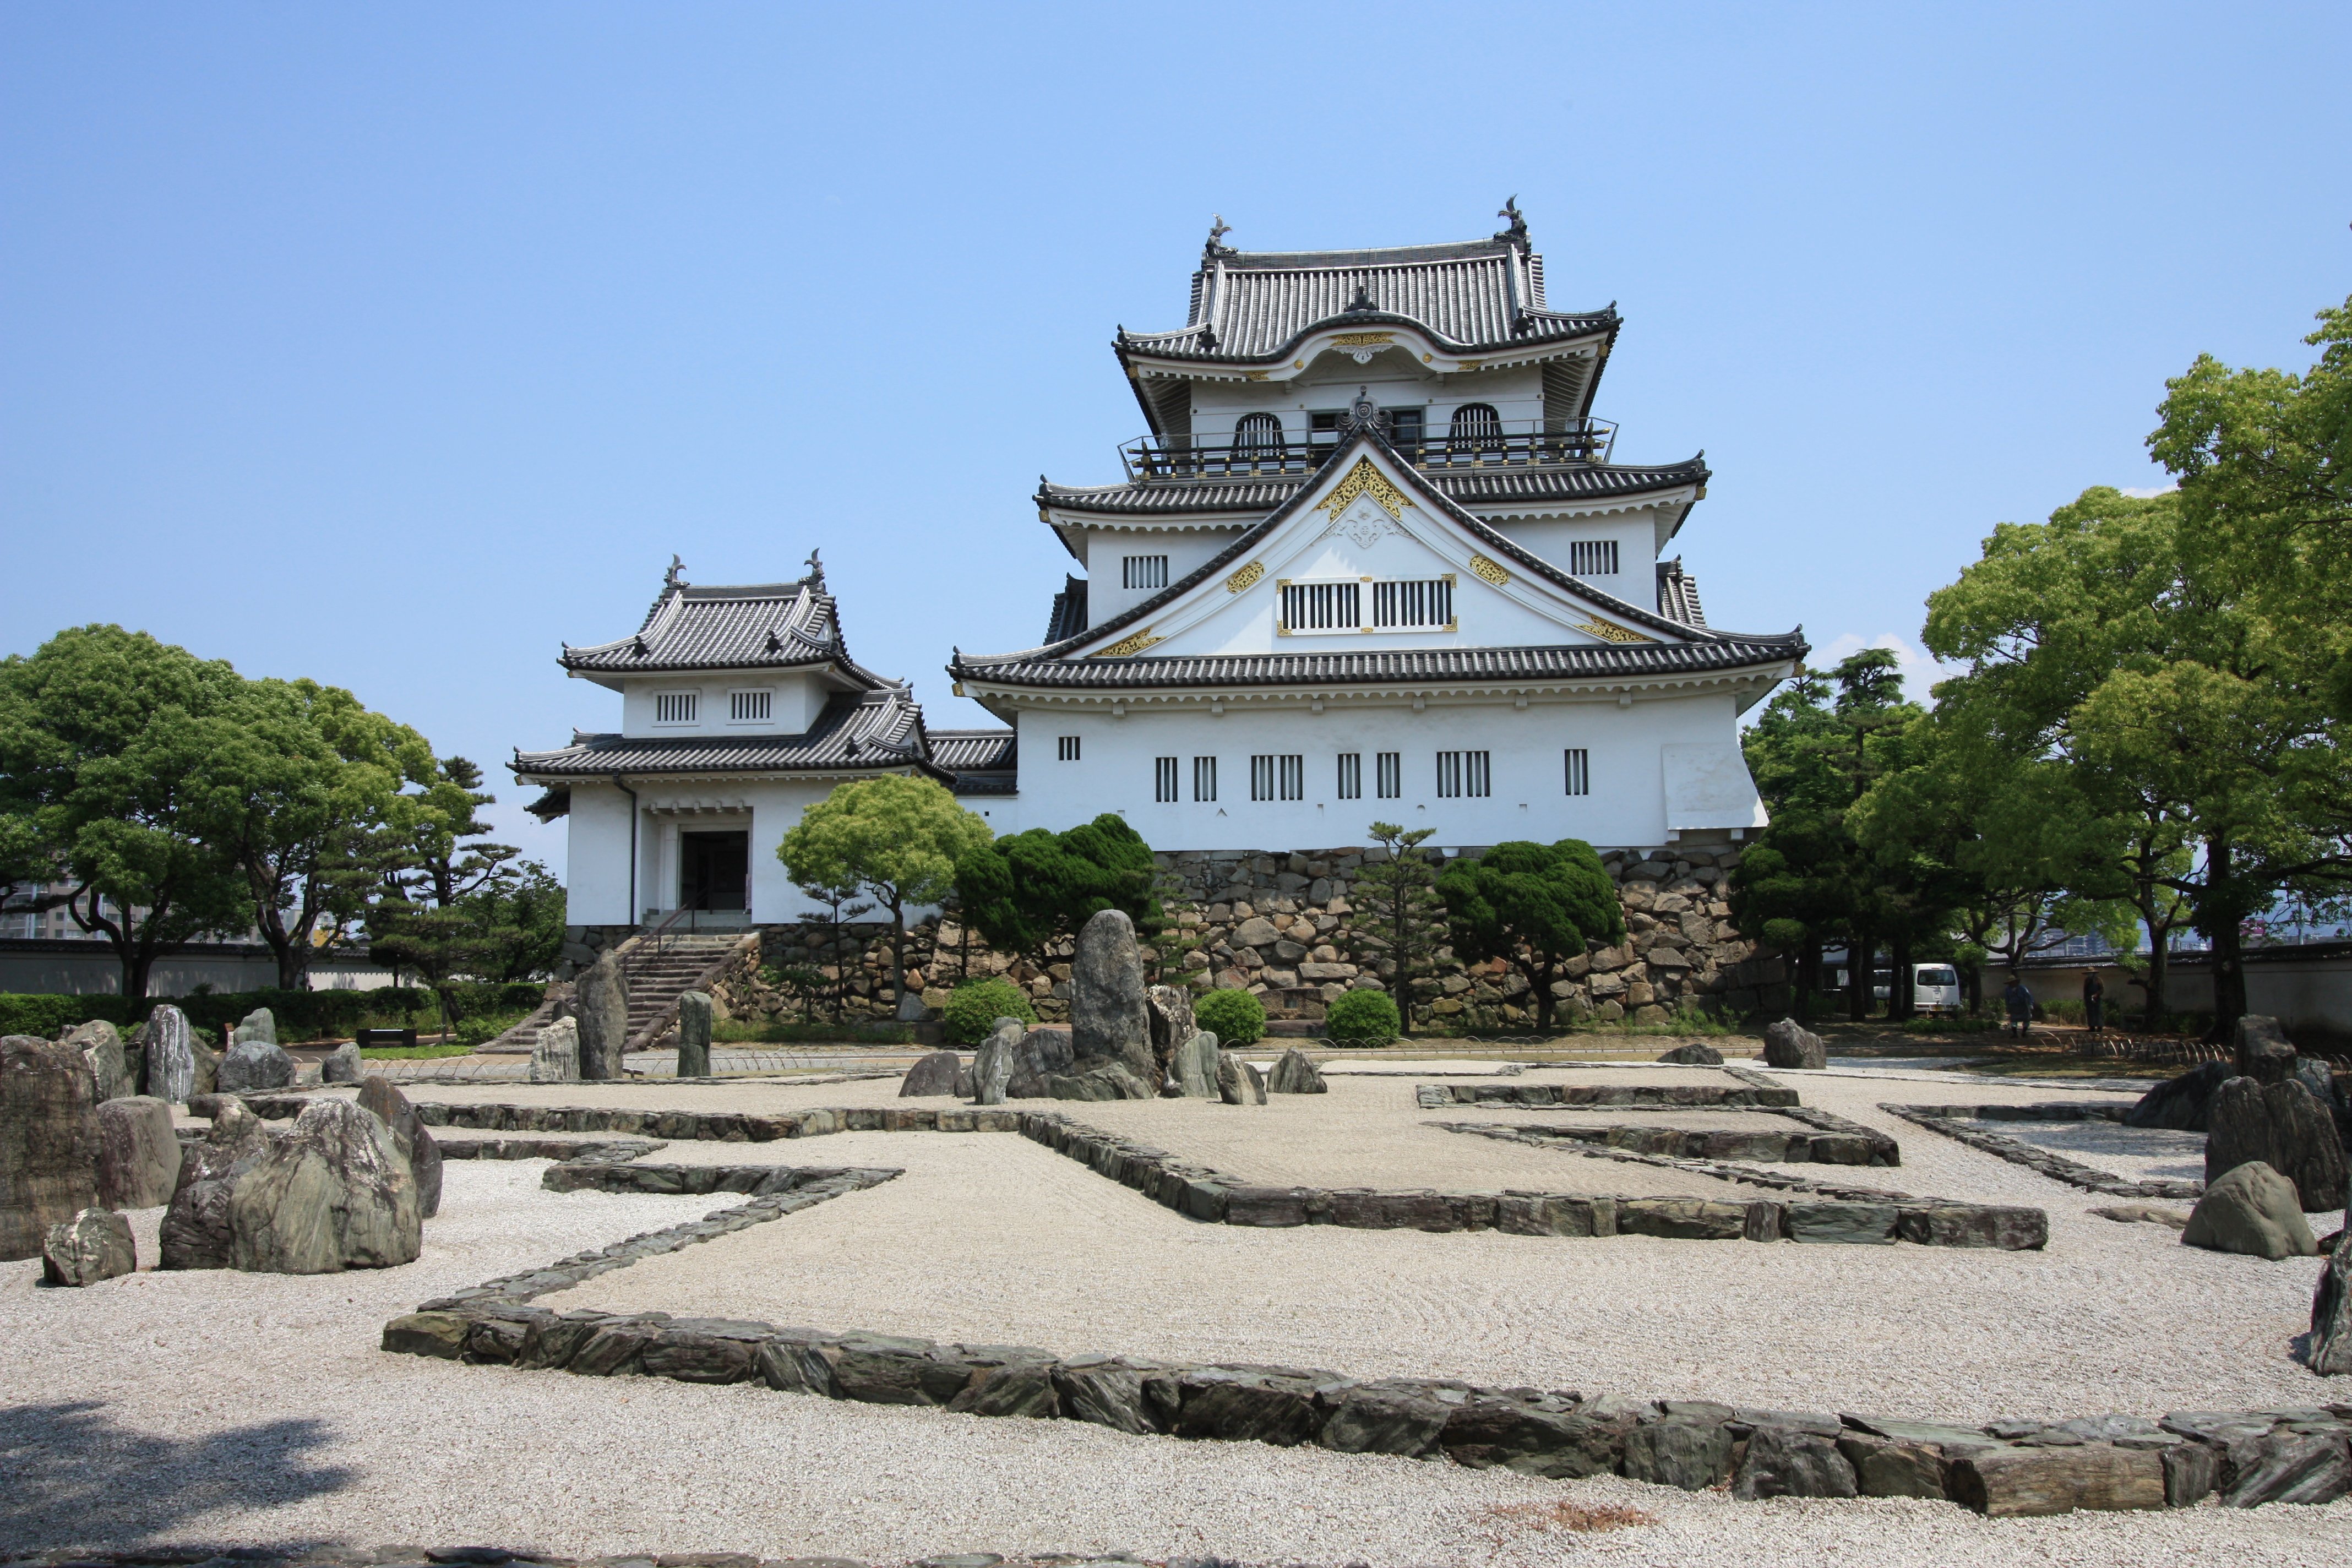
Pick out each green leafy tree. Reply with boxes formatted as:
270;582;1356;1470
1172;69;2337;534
954;813;1161;967
0;625;251;998
1435;839;1625;1030
1347;823;1446;1035
780;774;994;1009
366;755;541;1031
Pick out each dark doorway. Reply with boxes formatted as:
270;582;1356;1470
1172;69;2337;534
679;830;749;912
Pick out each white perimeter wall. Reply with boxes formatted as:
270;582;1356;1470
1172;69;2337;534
995;690;1746;852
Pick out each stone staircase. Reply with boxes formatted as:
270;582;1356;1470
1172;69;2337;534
482;931;755;1055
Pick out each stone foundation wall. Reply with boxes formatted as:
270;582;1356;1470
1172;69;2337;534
705;841;1790;1031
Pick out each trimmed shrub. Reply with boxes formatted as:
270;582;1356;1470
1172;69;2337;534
1194;986;1266;1048
0;993;138;1038
1324;988;1401;1046
941;977;1039;1045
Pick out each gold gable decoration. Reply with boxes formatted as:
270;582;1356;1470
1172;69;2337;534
1572;618;1655;646
1225;560;1265;594
1468;553;1512;587
1316;458;1409;522
1329;331;1394;348
1090;628;1165;658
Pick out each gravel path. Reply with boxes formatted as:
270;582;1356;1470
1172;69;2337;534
1958;1117;2211;1188
9;1076;2350;1564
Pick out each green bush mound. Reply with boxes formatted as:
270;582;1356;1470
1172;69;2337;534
0;981;545;1042
1324;988;1400;1045
941;977;1039;1045
711;1019;919;1046
1194;986;1266;1048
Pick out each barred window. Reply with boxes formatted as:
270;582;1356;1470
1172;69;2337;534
1436;751;1461;798
1193;756;1217;802
654;692;698;725
1371;577;1453;629
1336;753;1362;800
728;689;771;723
1280;579;1360;633
1155;756;1178;803
1280;754;1303;800
1234;412;1283;450
1436;750;1491;798
1123;554;1169;591
1564;748;1591;796
1250;755;1276;801
1375;751;1401;799
1449;402;1504;451
1057;736;1081;761
1567;541;1619;576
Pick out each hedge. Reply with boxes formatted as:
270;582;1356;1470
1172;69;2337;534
1194;987;1267;1048
0;981;545;1042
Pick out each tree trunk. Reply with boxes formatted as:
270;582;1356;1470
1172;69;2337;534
2143;936;2169;1034
886;895;908;1010
2201;835;2249;1041
1846;931;1873;1021
1890;927;1915;1022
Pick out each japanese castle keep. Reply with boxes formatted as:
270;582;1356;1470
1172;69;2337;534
518;208;1804;928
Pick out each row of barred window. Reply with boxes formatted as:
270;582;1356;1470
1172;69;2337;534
1139;749;1593;803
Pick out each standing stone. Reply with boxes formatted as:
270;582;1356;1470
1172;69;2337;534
119;1019;148;1102
2234;1015;2296;1085
232;1008;277;1046
2311;1226;2352;1376
1069;910;1157;1086
2123;1059;2230;1132
320;1041;363;1084
1178;1031;1222;1098
358;1076;443;1219
2204;1075;2346;1212
1145;986;1197;1088
1761;1017;1827;1070
159;1099;273;1270
971;1019;1026;1105
530;1016;581;1084
42;1207;134;1286
675;990;713;1079
217;1036;296;1093
1002;1026;1075;1100
2180;1161;2317;1260
576;951;629;1081
228;1098;421;1273
95;1095;182;1208
1266;1047;1327;1095
64;1021;132;1103
900;1049;962;1097
0;1035;102;1262
1217;1050;1267;1106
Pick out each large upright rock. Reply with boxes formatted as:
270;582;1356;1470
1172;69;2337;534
576;951;629;1080
159;1100;272;1269
64;1021;132;1103
1000;1026;1073;1100
1217;1050;1267;1106
675;990;713;1079
217;1036;296;1093
1069;910;1157;1088
900;1050;962;1097
2234;1015;2296;1085
1177;1030;1221;1098
530;1016;580;1084
1145;986;1197;1088
2123;1059;2230;1132
228;1098;421;1273
232;1008;277;1046
1267;1047;1327;1094
42;1207;134;1286
320;1041;363;1084
2181;1161;2317;1260
95;1095;182;1208
2313;1226;2352;1376
358;1076;443;1219
2205;1075;2346;1212
971;1019;1026;1105
1761;1017;1827;1070
0;1035;102;1261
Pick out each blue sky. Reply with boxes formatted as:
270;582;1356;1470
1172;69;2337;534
4;4;2347;879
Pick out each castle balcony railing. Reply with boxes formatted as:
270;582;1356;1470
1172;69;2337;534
1117;417;1618;483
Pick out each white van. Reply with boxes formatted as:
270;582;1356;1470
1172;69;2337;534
1873;964;1964;1015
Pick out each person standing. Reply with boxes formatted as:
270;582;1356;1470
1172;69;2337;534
2082;971;2105;1038
2003;975;2035;1039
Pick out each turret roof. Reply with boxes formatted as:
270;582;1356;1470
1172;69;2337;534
1038;456;1708;519
513;687;939;780
558;561;887;682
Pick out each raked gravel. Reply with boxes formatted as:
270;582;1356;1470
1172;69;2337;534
11;1062;2343;1565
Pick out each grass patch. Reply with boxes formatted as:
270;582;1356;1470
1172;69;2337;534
711;1019;918;1046
357;1042;474;1060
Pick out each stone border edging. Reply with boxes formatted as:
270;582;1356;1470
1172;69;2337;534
1882;1104;2203;1200
1415;1083;1800;1109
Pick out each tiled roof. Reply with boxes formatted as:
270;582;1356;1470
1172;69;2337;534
560;573;883;679
1657;558;1707;628
953;638;1805;692
1039;458;1708;518
927;729;1017;772
1122;234;1612;362
513;689;935;780
1044;576;1088;643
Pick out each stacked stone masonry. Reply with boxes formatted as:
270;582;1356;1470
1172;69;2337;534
700;845;1778;1031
